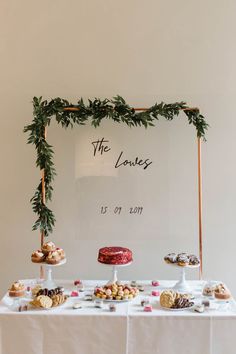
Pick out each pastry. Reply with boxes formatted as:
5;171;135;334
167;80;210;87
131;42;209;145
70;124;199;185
144;304;152;312
194;305;205;313
73;302;82;309
177;254;189;266
214;283;231;300
160;290;176;308
8;281;25;297
188;255;200;266
152;290;160;296
94;282;139;301
164;253;177;264
46;250;61;264
109;303;116;312
152;280;160;287
202;284;215;297
98;246;133;265
56;247;65;260
41;241;56;255
31;250;45;263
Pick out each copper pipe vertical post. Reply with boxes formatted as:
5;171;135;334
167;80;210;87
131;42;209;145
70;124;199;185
40;127;47;279
197;137;203;279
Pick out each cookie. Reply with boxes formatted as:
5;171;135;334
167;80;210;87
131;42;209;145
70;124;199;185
160;290;176;308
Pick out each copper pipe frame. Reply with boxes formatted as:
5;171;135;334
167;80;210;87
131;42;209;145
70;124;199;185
42;106;203;279
40;127;47;279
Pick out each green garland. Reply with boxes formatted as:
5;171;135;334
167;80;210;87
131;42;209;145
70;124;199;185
24;95;208;236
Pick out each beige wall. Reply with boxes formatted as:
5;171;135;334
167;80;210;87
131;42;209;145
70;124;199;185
1;0;236;297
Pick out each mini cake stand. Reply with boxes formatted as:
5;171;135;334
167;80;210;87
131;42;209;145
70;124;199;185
34;259;66;289
101;262;132;285
168;263;200;293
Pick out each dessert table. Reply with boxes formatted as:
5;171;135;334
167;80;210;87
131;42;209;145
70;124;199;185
1;280;236;354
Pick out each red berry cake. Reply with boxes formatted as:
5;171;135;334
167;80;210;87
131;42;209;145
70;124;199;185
98;247;133;265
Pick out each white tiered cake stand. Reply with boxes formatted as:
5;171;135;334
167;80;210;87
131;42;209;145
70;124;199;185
168;263;200;293
101;262;132;285
34;259;66;289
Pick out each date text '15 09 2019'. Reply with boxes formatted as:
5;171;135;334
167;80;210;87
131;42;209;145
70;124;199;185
100;206;143;215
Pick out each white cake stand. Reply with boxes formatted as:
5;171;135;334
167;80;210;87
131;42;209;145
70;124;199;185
168;263;200;293
34;259;66;289
100;262;132;285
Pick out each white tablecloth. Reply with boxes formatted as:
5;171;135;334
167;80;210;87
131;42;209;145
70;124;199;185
1;280;236;354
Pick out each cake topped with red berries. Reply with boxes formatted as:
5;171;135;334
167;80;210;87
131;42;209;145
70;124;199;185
98;246;133;265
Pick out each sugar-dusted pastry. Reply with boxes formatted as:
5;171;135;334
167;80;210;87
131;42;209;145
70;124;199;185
214;283;231;300
42;241;56;255
164;253;177;264
31;250;45;263
160;290;176;308
177;253;189;266
188;255;200;266
46;250;61;265
56;247;65;260
8;281;25;297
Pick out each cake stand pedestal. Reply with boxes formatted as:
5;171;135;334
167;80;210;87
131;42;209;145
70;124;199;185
102;262;132;285
34;259;66;289
168;263;200;293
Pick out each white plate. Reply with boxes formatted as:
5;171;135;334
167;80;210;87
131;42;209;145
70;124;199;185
93;296;133;303
161;304;194;311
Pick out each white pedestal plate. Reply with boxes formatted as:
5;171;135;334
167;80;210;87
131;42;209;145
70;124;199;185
101;262;132;285
34;259;66;289
168;263;200;293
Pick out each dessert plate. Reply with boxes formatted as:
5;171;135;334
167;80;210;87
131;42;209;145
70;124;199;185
93;296;133;303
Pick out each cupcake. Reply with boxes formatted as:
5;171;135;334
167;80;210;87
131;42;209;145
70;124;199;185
8;281;25;297
42;241;56;255
46;250;61;265
31;250;45;263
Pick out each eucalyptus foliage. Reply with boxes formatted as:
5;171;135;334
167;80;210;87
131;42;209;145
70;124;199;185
24;96;208;236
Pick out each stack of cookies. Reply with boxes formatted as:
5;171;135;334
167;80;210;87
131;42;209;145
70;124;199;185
31;241;65;265
160;290;194;309
30;286;68;309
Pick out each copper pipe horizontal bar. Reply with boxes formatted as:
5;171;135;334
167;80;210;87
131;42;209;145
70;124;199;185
63;106;199;112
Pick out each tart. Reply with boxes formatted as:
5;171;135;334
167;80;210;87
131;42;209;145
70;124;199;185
42;241;56;255
46;250;61;265
31;250;45;263
8;281;25;297
214;283;231;300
